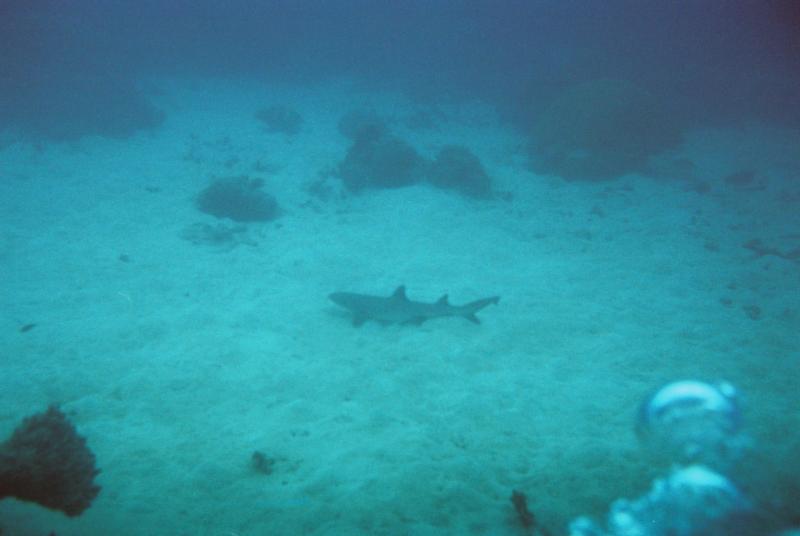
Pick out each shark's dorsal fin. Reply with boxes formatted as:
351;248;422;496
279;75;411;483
436;294;449;306
392;285;408;300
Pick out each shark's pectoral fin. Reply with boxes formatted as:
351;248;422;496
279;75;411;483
404;317;426;326
464;313;481;324
352;314;367;327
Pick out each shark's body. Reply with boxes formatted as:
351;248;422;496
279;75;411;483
329;285;499;326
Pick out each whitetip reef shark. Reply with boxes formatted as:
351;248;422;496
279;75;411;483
329;285;500;327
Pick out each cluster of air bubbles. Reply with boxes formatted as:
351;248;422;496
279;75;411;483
570;464;755;536
635;380;746;470
568;379;787;536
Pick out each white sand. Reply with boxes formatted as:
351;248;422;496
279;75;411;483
1;78;798;535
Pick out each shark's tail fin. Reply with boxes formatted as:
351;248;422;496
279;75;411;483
462;296;500;324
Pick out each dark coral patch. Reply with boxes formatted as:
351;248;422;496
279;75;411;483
338;132;425;191
196;176;280;222
529;78;684;181
0;406;100;517
337;109;388;141
255;105;303;135
428;145;493;198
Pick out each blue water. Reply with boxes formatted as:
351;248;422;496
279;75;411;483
1;2;798;535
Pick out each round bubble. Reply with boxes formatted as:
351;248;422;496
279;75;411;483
636;380;744;467
570;465;758;536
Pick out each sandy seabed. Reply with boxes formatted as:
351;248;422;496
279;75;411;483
1;78;798;535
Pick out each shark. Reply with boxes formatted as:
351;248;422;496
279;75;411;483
329;285;499;327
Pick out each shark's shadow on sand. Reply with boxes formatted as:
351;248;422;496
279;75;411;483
329;285;499;327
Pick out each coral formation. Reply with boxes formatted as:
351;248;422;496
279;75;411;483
335;110;495;197
255;105;303;135
337;109;388;141
0;406;100;517
0;73;164;142
337;130;425;191
743;238;800;261
251;451;275;475
529;78;684;181
196;176;281;222
428;145;493;198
